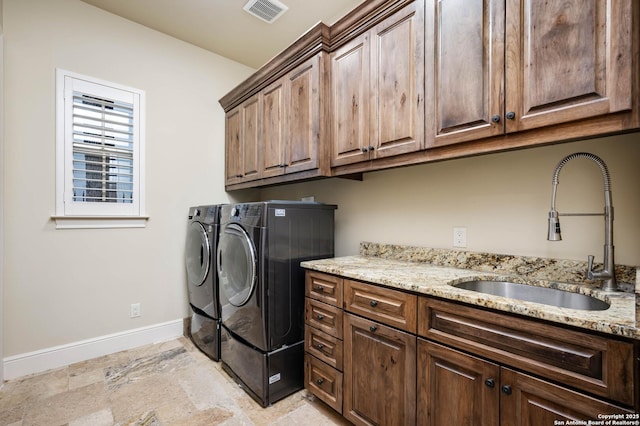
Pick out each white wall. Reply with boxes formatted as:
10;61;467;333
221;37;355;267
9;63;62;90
0;0;5;385
2;0;253;360
261;133;640;268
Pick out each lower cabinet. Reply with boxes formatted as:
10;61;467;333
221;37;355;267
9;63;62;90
418;297;636;407
343;313;416;426
417;339;499;425
500;368;632;426
418;340;633;426
303;270;638;425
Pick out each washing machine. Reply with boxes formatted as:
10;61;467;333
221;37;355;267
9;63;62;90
217;201;336;406
186;205;223;361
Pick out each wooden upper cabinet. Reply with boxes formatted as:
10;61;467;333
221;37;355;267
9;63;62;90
261;79;285;179
370;1;425;159
219;23;330;189
224;95;261;185
224;107;242;184
331;33;370;167
222;0;638;188
426;0;505;147
285;55;322;174
331;0;425;167
261;54;326;179
243;97;261;181
505;0;633;132
232;53;326;183
427;0;634;148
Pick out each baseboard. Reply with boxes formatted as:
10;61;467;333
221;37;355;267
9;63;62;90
3;319;184;381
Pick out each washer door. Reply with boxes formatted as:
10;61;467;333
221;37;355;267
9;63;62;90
185;221;210;287
217;223;257;307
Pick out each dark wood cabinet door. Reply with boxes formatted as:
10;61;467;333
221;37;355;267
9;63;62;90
500;368;633;426
343;313;416;426
370;1;425;158
505;0;633;133
224;95;261;185
425;0;505;148
417;339;500;426
224;106;243;185
331;33;370;167
285;55;321;174
240;95;261;181
261;79;285;178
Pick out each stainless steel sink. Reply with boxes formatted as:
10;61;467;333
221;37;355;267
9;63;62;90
451;280;610;311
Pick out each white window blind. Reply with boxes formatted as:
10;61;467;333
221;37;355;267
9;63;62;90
56;69;146;227
72;92;134;204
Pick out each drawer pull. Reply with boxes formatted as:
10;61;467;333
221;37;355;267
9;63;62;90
315;285;325;292
316;343;325;350
316;378;324;385
369;325;378;332
485;378;495;388
502;385;512;395
370;300;378;307
317;314;325;321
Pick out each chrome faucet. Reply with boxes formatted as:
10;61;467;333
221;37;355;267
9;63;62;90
547;152;617;292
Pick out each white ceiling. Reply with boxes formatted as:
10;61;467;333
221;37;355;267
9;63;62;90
80;0;365;69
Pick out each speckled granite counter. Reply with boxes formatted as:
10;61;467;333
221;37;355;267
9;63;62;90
301;242;640;340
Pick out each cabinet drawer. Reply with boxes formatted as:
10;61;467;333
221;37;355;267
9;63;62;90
344;279;417;333
305;353;343;414
305;298;343;339
306;271;343;307
305;326;343;371
418;297;636;406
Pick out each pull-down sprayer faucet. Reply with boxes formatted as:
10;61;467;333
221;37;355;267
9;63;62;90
547;152;617;292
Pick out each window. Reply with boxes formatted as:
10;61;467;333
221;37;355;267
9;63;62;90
55;69;146;228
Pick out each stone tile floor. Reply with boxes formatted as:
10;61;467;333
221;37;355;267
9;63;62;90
0;337;350;425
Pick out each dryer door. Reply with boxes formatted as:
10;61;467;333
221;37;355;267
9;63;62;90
217;223;257;307
186;221;211;287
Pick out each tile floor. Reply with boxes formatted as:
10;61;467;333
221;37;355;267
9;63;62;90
0;337;350;425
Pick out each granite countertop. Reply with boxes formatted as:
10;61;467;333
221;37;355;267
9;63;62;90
301;243;640;340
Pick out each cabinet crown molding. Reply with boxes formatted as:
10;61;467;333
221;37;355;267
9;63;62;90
219;22;330;111
220;0;415;111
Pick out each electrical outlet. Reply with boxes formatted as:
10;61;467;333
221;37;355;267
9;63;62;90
301;196;315;202
130;303;141;318
453;227;467;248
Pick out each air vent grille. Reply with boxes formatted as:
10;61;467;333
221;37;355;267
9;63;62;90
243;0;288;24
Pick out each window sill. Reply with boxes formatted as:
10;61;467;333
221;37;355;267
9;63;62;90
51;215;149;229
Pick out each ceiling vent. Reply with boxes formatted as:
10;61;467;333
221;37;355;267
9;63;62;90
243;0;289;24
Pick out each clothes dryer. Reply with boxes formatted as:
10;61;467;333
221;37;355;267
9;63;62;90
186;205;223;360
217;201;336;406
